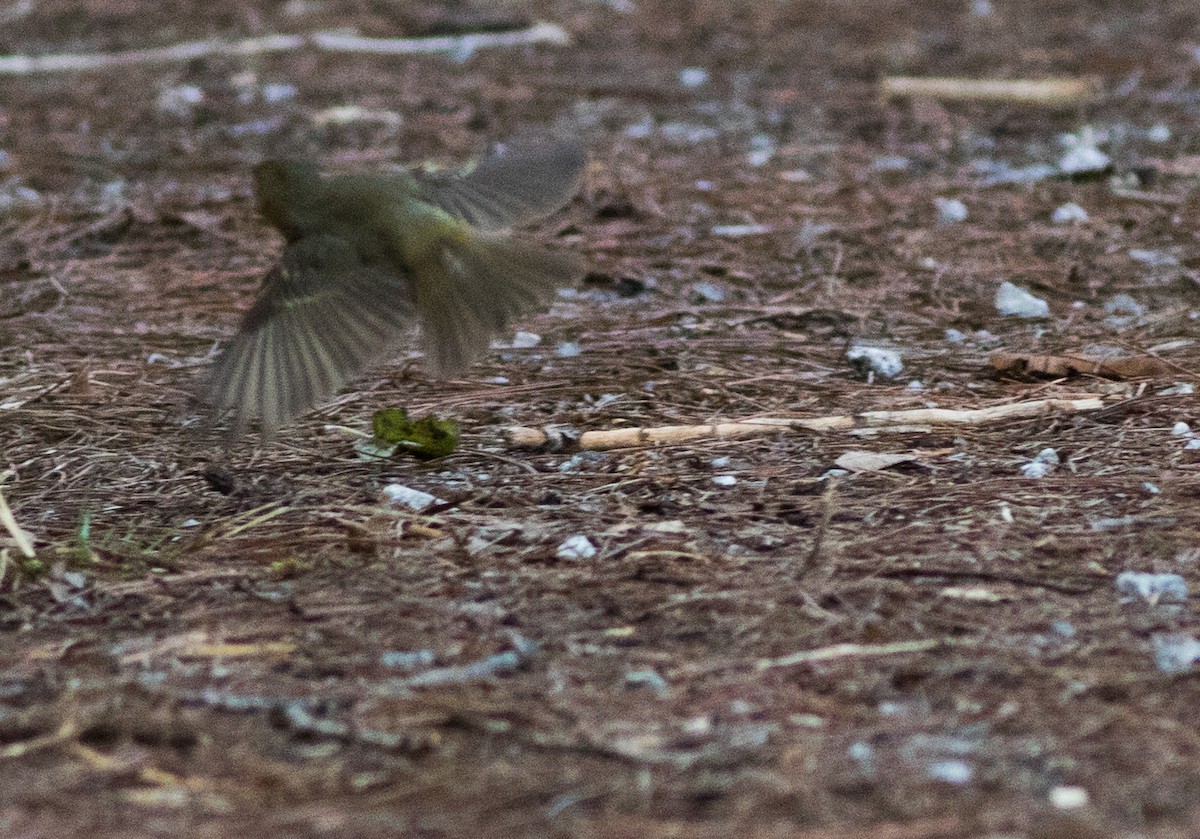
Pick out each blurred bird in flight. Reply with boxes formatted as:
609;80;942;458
207;140;586;438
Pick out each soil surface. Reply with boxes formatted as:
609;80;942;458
4;1;1200;837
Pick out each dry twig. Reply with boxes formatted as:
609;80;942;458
880;75;1099;105
0;22;571;74
505;396;1107;451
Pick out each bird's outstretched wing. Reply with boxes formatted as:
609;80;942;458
412;140;586;231
409;231;584;375
207;234;413;436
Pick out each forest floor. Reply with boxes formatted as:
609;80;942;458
4;1;1200;836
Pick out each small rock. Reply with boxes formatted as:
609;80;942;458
1116;570;1188;604
1051;202;1089;224
556;341;582;358
678;67;709;88
1159;383;1194;396
1172;421;1192;436
968;0;993;15
1103;294;1145;317
871;155;911;172
711;223;772;237
995;281;1049;318
1129;248;1180;268
710;456;732;468
625;669;670;696
381;484;443;512
510;331;541;349
157;84;203;117
944;328;967;344
261;82;298;103
691;281;727;303
1059;144;1110;175
1020;448;1060;478
556;534;597;560
380;649;436;669
927;759;973;785
934;196;968;225
846;346;903;379
1049;786;1090;810
713;474;737;487
1147;123;1172;143
747;134;776;168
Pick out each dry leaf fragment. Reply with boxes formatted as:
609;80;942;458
991;351;1172;379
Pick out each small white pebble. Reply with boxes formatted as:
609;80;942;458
509;331;541;349
1187;439;1200;450
1059;144;1110;175
710;456;732;468
1116;571;1188;604
927;759;973;785
556;534;597;560
934;196;968;225
556;341;582;358
381;484;442;512
1147;123;1172;143
713;475;738;488
261;82;298;103
906;380;925;391
995;281;1049;319
181;519;201;528
1144;482;1161;494
1172;422;1192;436
1160;383;1194;396
1051;202;1089;224
1049;786;1090;810
944;328;966;344
1152;634;1200;673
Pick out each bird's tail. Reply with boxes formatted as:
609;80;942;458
407;230;583;375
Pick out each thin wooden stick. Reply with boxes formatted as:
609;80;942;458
0;22;570;75
880;76;1099;106
505;396;1106;451
0;476;34;558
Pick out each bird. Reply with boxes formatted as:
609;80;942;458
206;140;586;438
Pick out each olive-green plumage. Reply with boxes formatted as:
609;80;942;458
207;141;586;437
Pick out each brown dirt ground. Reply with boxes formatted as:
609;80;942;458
4;1;1200;837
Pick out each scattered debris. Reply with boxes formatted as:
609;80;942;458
361;408;460;461
847;346;904;379
381;484;444;512
556;535;597;560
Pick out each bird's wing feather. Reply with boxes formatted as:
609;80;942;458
207;235;413;436
413;140;585;231
410;231;584;375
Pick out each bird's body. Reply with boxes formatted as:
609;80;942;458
207;141;586;437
